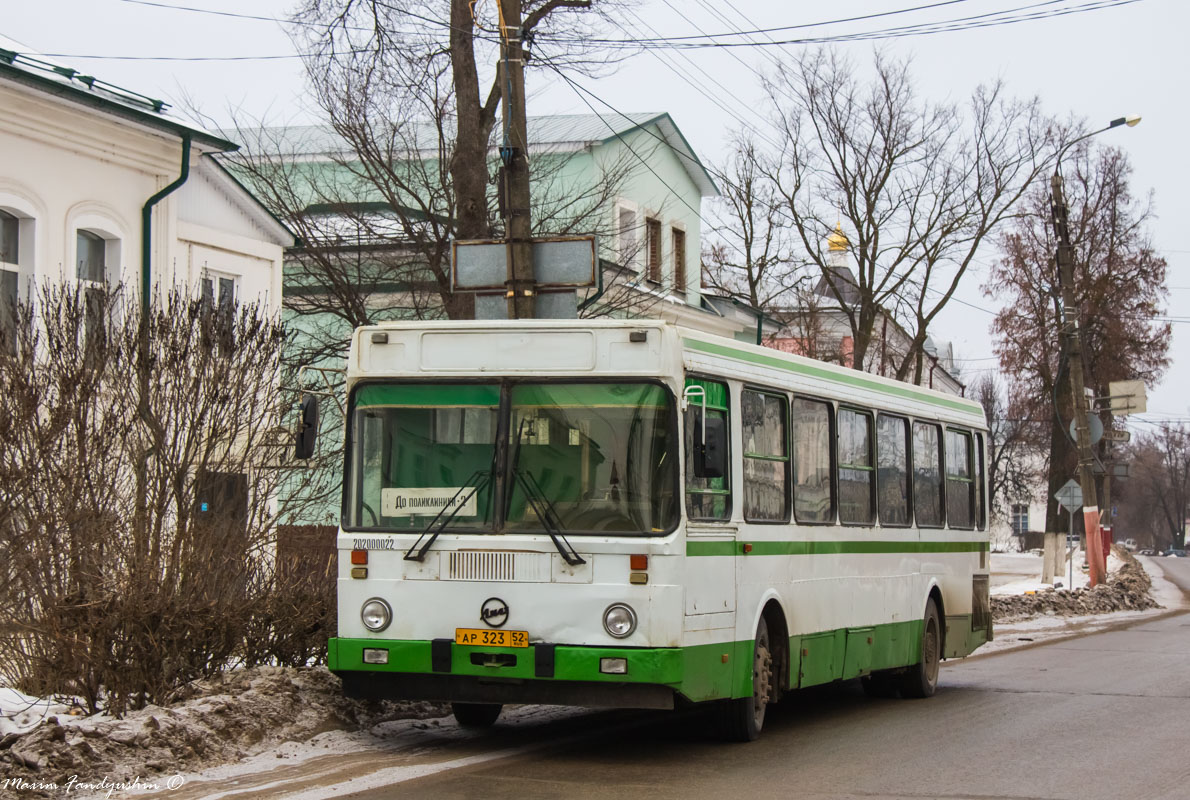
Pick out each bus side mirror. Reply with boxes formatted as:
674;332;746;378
694;410;726;479
295;395;319;460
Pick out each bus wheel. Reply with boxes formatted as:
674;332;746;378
899;598;941;699
718;617;772;742
452;702;503;728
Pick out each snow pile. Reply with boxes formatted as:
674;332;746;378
991;552;1159;622
0;666;446;796
0;689;73;739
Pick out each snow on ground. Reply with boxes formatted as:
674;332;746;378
0;689;73;739
978;552;1188;657
990;550;1124;595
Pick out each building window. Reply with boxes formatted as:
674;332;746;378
76;230;110;349
913;421;943;528
792;397;834;524
77;230;106;284
742;389;789;522
685;378;730;521
0;211;18;353
0;210;17;266
672;227;686;293
646;217;661;283
876;414;910;526
838;408;875;525
1010;503;1029;536
0;269;16;355
202;271;238;312
618;206;636;267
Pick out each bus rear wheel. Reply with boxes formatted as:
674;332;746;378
718;617;772;742
452;702;503;728
899;598;941;699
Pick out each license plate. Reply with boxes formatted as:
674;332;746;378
455;628;529;648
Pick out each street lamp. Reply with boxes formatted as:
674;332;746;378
1050;114;1140;587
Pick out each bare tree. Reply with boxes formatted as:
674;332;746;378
0;285;324;715
1118;428;1185;552
703;134;806;310
763;48;1050;381
974;373;1038;523
985;144;1170;539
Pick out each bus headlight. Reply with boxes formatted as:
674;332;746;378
603;603;637;638
361;598;392;632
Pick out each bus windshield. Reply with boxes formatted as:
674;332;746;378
345;381;677;536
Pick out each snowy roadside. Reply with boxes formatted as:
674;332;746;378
974;551;1188;657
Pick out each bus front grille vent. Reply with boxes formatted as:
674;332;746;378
447;551;550;582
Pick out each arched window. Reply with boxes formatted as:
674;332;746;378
0;210;21;353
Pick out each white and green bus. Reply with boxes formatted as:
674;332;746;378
312;319;991;740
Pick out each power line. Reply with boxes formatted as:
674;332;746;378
113;0;472;37
538;0;1142;50
541;63;711;225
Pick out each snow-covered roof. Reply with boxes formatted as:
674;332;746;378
0;34;236;153
243;112;718;197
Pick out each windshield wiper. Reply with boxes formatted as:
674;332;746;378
403;470;492;562
512;467;586;566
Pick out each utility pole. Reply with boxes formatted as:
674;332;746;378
1051;172;1105;586
498;0;535;319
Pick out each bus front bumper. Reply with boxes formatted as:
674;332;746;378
329;637;697;709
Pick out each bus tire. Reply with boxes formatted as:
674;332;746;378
717;617;772;742
899;598;941;699
452;702;502;727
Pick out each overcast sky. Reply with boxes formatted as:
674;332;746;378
5;0;1185;435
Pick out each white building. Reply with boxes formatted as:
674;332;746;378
0;38;291;338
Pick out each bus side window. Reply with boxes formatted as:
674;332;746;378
913;421;944;528
975;432;987;530
838;408;875;525
742;389;789;523
792;397;835;524
945;429;975;529
685;378;731;521
876;414;910;526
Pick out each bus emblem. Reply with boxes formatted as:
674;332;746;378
481;597;509;628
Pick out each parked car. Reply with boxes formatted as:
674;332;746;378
1138;549;1157;556
1164;549;1186;558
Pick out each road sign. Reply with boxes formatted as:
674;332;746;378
451;235;597;292
1106;379;1147;415
1069;415;1104;445
1054;479;1083;513
1102;429;1131;443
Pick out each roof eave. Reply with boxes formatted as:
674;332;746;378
596;112;719;198
0;62;238;153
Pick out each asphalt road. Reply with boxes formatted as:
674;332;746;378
342;559;1190;800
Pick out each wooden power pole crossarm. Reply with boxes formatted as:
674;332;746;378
1051;171;1106;586
498;0;536;319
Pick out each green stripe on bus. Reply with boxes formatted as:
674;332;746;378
682;338;983;417
355;384;500;407
329;613;991;704
686;539;989;557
